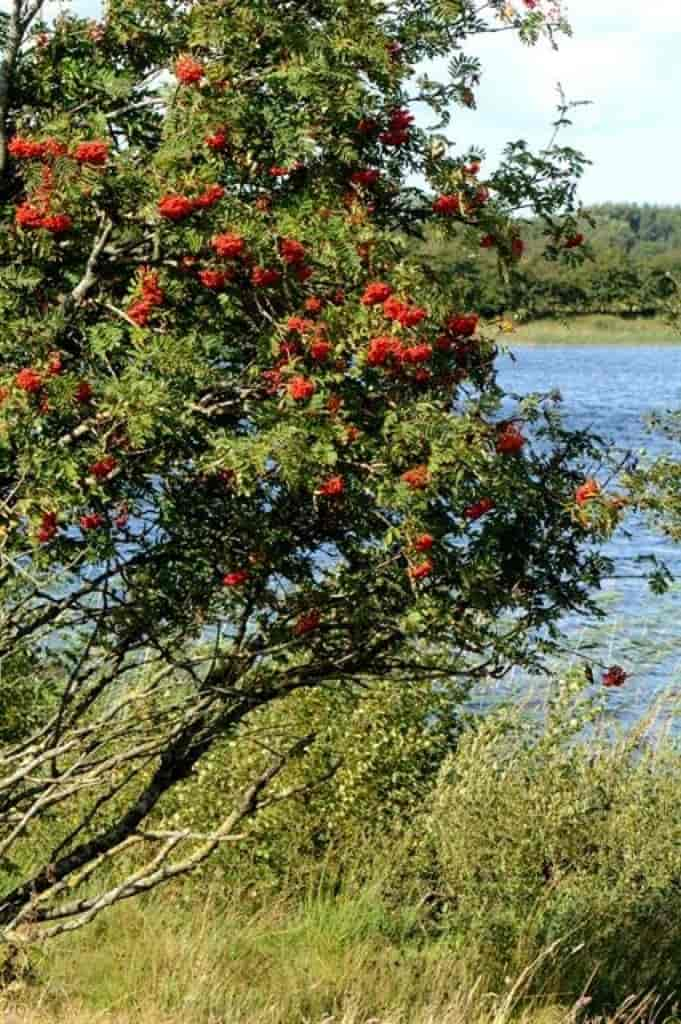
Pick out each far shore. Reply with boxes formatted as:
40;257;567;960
504;314;679;345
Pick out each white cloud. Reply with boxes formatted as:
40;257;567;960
427;0;681;203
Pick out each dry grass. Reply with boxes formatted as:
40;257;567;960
1;887;675;1024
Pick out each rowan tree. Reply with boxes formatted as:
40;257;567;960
0;0;617;945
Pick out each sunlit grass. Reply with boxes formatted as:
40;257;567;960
3;888;675;1024
506;315;678;345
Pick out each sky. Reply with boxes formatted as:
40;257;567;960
437;0;681;205
2;0;678;207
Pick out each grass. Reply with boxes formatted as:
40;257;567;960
3;887;676;1024
505;314;679;344
3;691;680;1024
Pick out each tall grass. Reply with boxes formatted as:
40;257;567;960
3;887;675;1024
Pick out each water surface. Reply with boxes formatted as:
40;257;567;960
491;343;681;728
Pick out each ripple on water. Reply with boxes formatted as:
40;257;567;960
490;343;681;732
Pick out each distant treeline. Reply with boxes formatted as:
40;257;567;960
425;203;681;320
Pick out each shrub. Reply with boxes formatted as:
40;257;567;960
430;678;681;1009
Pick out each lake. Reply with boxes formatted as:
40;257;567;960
490;343;681;729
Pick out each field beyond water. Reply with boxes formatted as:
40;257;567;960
508;315;679;344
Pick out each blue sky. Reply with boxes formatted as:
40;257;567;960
436;0;681;206
4;0;678;207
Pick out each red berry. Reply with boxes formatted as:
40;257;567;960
317;475;344;497
496;425;525;455
401;465;430;490
408;559;433;580
175;55;204;85
288;376;316;401
15;368;42;393
211;232;245;259
223;569;250;587
73;140;109;166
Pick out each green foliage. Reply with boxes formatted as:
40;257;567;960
430;681;681;1006
424;202;681;320
8;683;681;1020
157;675;464;885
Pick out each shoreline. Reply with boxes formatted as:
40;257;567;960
502;314;680;345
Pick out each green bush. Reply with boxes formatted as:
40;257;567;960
157;676;463;889
430;679;681;1008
